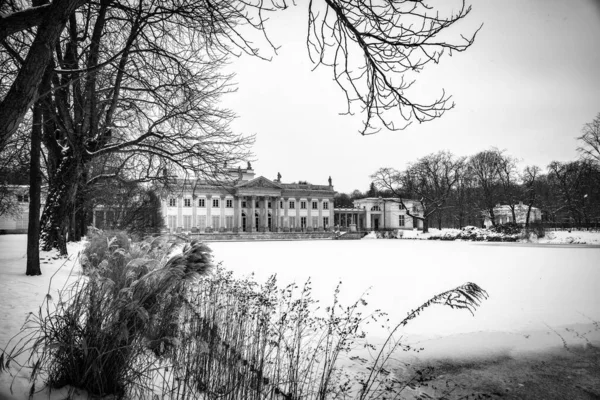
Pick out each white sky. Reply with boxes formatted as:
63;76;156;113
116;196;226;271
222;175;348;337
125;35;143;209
221;0;600;193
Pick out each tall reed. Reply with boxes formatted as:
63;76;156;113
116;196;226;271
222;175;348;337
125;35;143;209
1;231;487;399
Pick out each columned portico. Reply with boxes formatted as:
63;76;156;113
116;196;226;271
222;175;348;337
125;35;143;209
161;166;335;236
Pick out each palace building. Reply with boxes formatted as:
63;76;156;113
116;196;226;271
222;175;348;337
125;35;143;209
334;197;424;231
161;164;335;233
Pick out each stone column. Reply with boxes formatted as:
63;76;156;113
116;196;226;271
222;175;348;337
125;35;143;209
250;195;256;232
296;197;301;232
192;195;197;227
177;196;183;228
234;196;240;233
318;198;323;231
283;197;289;232
206;195;212;231
275;197;280;232
307;197;313;231
263;196;269;232
220;195;226;232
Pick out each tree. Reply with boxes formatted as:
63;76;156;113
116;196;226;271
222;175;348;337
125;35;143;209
496;151;521;223
521;165;542;227
366;182;378;198
578;112;600;165
372;151;465;233
0;0;481;151
1;0;481;256
547;160;599;225
91;180;164;235
334;192;353;208
468;149;503;227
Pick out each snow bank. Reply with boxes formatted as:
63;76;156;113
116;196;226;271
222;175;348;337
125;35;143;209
364;227;600;245
537;230;600;245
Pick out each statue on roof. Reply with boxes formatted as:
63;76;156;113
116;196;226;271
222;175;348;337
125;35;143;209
277;172;281;182
247;161;252;170
328;176;332;186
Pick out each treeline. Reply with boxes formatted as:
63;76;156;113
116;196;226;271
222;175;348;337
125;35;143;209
335;114;600;232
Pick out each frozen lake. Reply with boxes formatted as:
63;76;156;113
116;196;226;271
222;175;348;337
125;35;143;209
210;240;600;343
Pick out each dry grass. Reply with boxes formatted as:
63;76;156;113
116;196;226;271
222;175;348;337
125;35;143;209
1;231;488;399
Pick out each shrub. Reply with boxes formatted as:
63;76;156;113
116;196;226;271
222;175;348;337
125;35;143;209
491;222;522;235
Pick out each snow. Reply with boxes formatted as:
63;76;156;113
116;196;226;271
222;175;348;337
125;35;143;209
0;235;84;399
1;234;599;398
209;239;600;353
375;227;600;245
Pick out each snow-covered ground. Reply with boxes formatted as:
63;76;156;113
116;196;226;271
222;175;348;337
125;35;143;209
1;235;599;398
0;235;85;399
368;227;600;245
210;239;600;352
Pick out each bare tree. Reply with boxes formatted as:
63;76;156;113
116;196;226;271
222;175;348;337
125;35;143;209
497;150;521;223
547;160;598;225
0;0;481;151
372;151;465;233
521;165;541;227
307;0;481;134
468;149;503;227
578;112;600;166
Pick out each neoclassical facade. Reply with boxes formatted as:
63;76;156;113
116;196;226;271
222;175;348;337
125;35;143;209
334;197;423;231
162;165;335;233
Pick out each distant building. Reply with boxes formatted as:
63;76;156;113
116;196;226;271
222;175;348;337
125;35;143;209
483;202;542;228
0;185;45;233
334;197;423;231
156;164;336;233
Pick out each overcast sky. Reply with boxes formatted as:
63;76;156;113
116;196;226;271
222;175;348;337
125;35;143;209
221;0;600;194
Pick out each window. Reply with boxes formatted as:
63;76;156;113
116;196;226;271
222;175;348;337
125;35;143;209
168;215;177;229
398;203;405;210
255;201;259;208
312;201;318;210
169;198;176;207
399;215;405;227
242;201;247;208
289;201;295;209
280;201;283;208
312;216;318;228
183;215;191;230
226;199;233;208
371;205;381;211
198;198;205;207
300;216;307;229
323;201;329;210
198;215;206;230
184;198;191;207
289;216;296;228
268;201;272;209
212;215;220;229
17;194;28;203
323;217;329;228
212;198;219;208
300;201;307;209
226;216;233;230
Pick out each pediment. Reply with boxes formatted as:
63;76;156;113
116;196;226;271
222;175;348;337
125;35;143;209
236;176;283;190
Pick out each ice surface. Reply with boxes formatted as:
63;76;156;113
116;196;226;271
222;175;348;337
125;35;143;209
209;240;600;338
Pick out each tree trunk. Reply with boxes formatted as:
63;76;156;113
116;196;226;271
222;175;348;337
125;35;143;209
488;207;497;227
0;0;83;152
40;149;83;256
422;218;429;233
510;205;517;224
26;101;42;276
525;204;532;227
